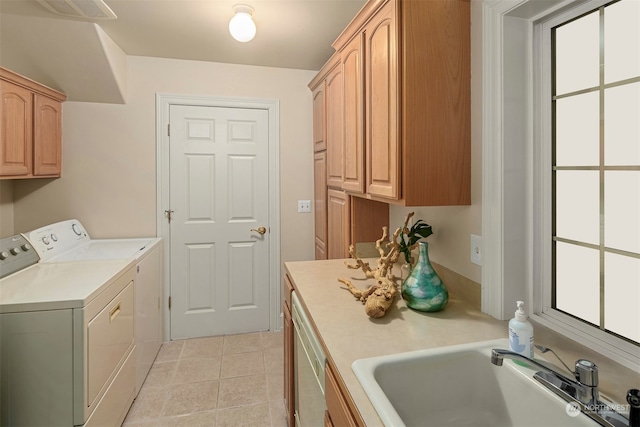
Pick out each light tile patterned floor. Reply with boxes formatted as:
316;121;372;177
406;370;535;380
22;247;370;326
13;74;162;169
123;331;286;427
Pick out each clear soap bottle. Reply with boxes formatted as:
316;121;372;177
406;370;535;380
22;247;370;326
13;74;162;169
508;300;534;359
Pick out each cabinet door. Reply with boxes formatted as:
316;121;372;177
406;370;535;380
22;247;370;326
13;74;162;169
327;189;350;259
0;80;32;177
325;362;358;427
365;1;399;199
283;302;295;427
312;82;326;152
341;34;365;194
33;94;62;176
314;152;328;260
325;65;343;188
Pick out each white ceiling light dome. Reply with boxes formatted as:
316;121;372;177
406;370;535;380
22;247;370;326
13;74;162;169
229;4;256;43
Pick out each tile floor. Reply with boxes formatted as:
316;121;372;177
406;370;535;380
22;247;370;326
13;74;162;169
123;331;286;427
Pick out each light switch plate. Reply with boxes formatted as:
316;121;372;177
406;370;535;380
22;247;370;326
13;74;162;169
471;234;482;266
298;200;311;213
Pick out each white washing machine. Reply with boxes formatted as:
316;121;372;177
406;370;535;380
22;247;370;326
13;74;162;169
25;219;164;396
0;234;136;427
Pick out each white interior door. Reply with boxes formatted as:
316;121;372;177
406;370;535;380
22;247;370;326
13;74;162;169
169;104;270;339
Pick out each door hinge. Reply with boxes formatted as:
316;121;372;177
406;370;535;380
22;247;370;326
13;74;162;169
165;209;174;223
168;124;170;136
168;296;172;310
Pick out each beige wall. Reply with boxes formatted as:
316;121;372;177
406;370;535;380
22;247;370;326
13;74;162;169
12;56;317;264
0;181;14;237
389;1;483;284
8;6;484;283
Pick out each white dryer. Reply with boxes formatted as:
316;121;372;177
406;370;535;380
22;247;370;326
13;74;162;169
26;219;164;396
0;234;136;427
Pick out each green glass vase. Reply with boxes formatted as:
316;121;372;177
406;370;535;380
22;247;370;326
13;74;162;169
401;241;448;312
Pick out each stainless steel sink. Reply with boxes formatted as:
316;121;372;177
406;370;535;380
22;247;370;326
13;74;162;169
352;339;599;427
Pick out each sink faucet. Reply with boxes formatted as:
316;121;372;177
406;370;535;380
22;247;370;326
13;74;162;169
491;348;634;427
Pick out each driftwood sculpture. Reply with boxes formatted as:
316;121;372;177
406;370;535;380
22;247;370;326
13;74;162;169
339;213;416;318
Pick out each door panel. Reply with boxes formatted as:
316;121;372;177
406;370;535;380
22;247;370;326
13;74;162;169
365;2;399;199
314;152;328;260
327;189;350;259
0;80;32;176
169;105;270;339
33;94;62;176
342;34;365;193
326;65;343;188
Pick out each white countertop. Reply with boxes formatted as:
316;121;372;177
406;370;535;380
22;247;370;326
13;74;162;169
0;259;136;313
285;258;640;426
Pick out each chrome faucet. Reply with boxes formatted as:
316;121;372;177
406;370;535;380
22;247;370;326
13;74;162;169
491;348;633;427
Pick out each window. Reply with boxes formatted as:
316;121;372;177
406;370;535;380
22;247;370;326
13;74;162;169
544;0;639;347
481;0;639;368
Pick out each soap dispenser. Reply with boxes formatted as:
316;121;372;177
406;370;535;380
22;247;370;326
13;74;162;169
509;301;534;358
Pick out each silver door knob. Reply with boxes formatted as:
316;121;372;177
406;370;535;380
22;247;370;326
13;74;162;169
251;226;267;235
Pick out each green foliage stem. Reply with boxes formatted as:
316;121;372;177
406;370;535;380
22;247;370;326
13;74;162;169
398;219;433;264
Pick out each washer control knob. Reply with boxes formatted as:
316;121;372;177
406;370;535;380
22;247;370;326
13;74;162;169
10;247;21;255
72;224;82;236
21;243;31;252
0;251;9;260
51;234;58;242
42;236;50;245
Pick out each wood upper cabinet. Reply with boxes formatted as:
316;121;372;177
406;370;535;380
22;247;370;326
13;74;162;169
33;94;63;176
1;80;33;176
312;82;326;152
332;0;471;206
325;64;344;189
314;151;328;260
341;34;365;194
365;0;398;199
1;67;66;179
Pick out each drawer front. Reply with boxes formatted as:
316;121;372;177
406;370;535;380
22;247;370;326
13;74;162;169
87;281;134;406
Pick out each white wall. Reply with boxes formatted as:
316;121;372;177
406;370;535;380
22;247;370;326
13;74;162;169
12;56;317;264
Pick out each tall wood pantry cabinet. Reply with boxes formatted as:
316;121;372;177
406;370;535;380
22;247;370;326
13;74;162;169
310;56;388;261
1;67;66;179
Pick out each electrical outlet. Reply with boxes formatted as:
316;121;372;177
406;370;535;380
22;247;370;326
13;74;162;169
471;234;482;266
298;200;311;213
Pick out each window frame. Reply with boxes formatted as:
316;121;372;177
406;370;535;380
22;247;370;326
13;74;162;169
480;0;640;371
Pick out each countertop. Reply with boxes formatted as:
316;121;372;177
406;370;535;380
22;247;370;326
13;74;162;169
285;258;640;426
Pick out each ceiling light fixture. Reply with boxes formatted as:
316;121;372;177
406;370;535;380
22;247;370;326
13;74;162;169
229;4;256;43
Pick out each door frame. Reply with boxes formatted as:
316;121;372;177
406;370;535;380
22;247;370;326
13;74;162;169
156;93;281;341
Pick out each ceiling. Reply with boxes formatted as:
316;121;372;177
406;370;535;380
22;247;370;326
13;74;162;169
0;0;366;102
